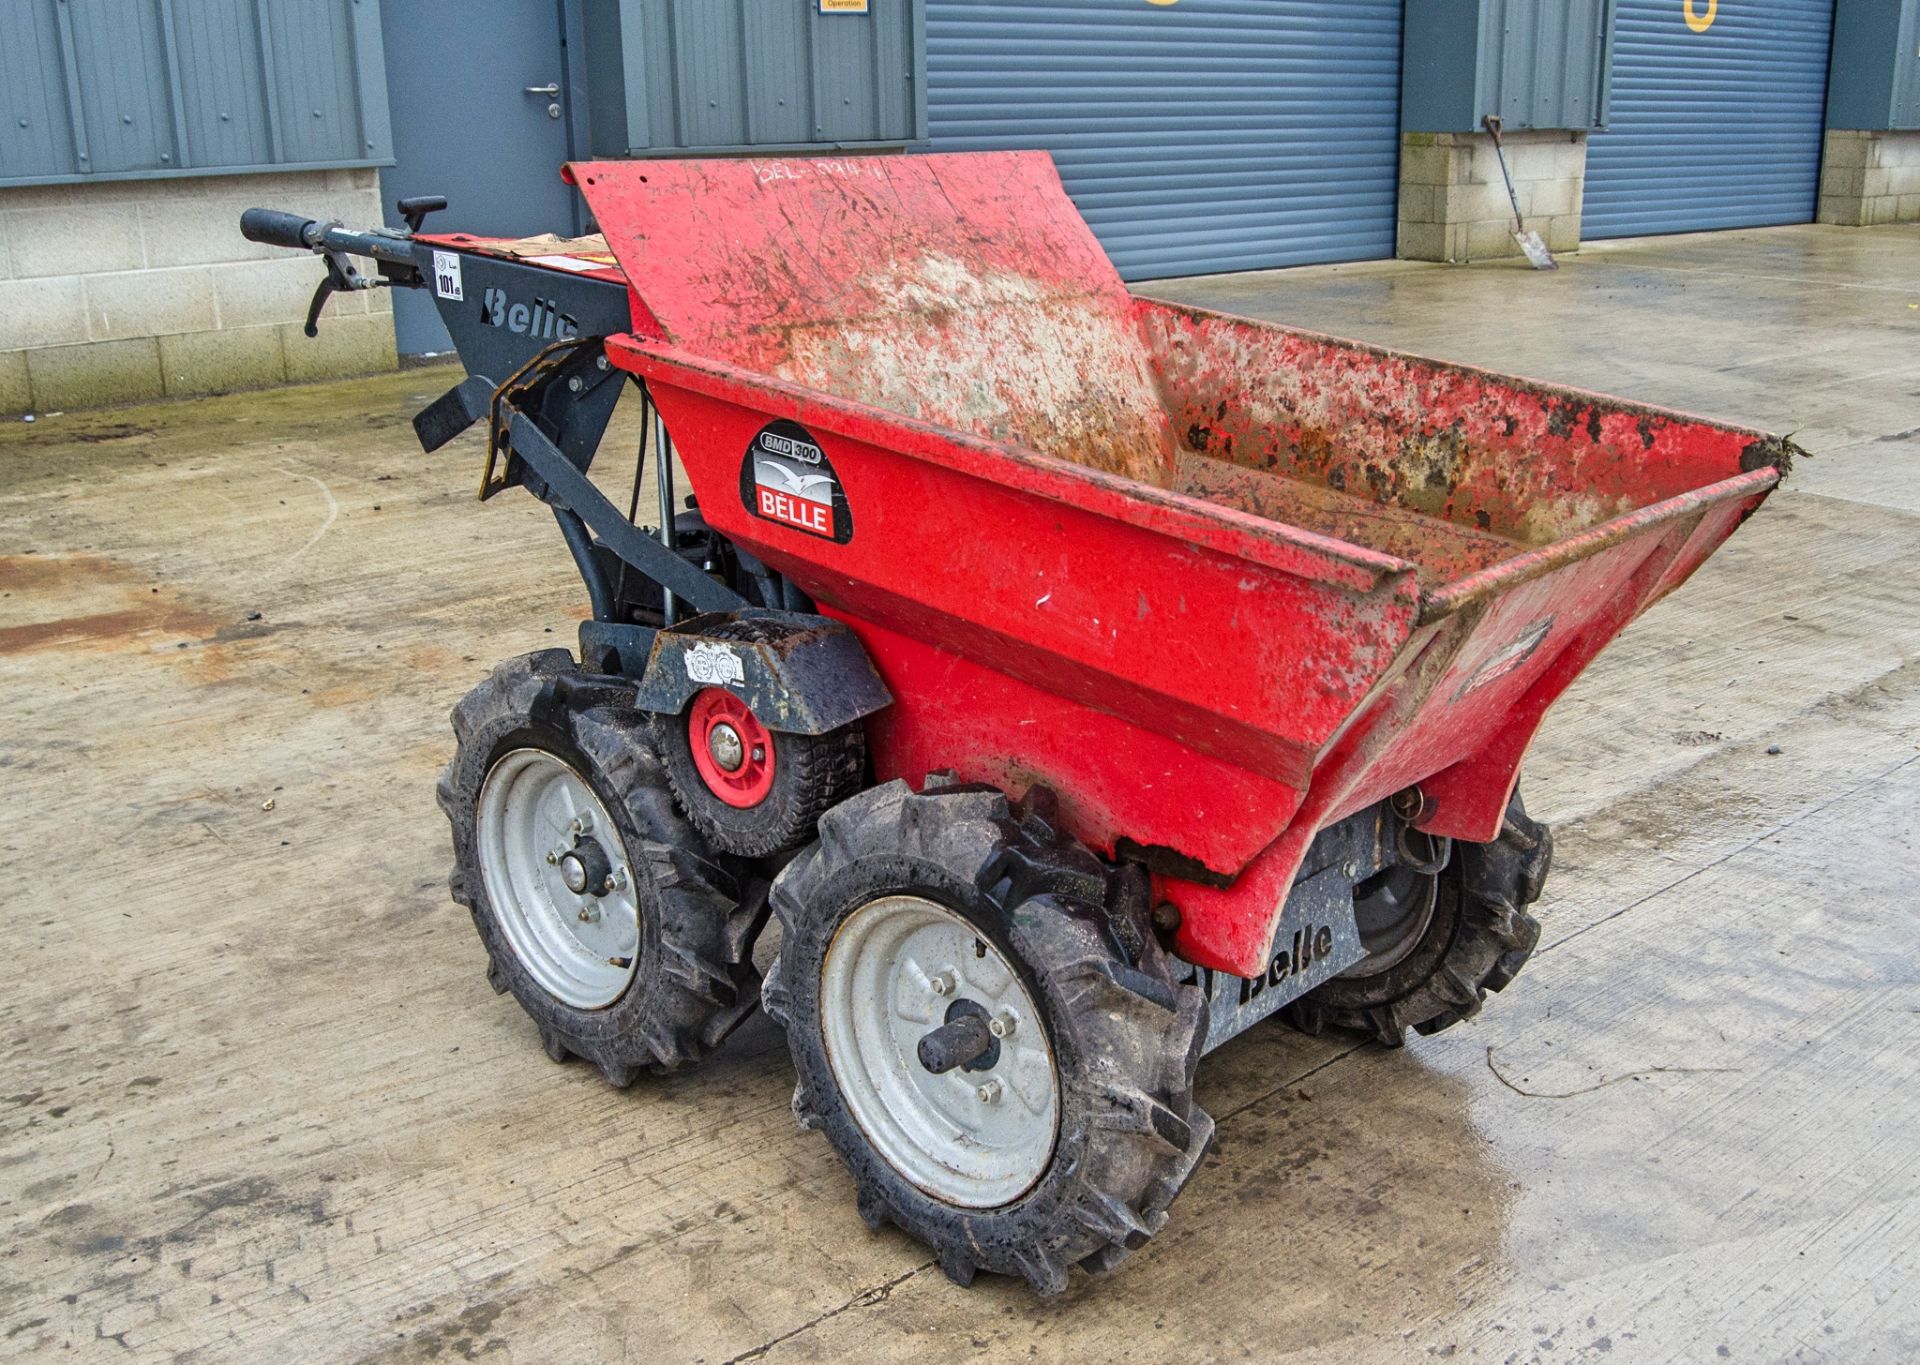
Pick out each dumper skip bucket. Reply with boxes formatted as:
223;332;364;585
563;152;1784;977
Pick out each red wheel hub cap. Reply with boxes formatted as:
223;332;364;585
689;688;775;808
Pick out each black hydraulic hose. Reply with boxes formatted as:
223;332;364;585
553;507;616;623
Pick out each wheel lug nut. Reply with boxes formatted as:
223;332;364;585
577;904;600;923
976;1079;1001;1104
928;972;954;997
545;850;558;865
988;1014;1015;1039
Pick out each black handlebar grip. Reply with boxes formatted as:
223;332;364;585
240;207;321;251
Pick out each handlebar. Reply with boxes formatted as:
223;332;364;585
240;207;421;267
242;204;427;337
239;207;323;251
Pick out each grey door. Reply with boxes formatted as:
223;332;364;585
926;0;1404;281
1584;0;1837;239
379;0;580;355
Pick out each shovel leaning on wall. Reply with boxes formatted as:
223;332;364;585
1482;114;1558;271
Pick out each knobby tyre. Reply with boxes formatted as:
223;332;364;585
1286;790;1551;1046
438;650;759;1084
763;779;1214;1295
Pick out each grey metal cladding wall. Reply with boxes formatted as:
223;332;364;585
1475;0;1611;131
1885;0;1920;129
1401;0;1608;133
0;0;392;186
67;0;175;175
622;0;923;152
1823;0;1920;131
927;0;1404;281
1583;0;1837;239
1;5;83;177
1903;1;1920;128
174;0;274;168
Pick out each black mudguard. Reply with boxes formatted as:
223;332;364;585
631;609;892;736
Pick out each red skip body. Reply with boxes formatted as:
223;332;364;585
551;151;1784;977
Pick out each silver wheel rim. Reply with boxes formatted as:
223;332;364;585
821;895;1059;1208
476;748;641;1010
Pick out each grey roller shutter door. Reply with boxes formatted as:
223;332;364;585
1584;0;1836;239
927;0;1404;280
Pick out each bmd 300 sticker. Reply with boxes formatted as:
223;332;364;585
739;420;853;543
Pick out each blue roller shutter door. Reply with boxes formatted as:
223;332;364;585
1584;0;1836;239
926;0;1404;281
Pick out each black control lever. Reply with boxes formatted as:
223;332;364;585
303;249;380;338
397;195;449;233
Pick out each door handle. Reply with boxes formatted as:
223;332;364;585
524;83;560;97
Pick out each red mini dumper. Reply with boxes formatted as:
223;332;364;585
246;152;1785;1294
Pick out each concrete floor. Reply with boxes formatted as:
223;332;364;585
1;222;1916;1363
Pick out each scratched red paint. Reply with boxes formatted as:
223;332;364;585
565;152;1784;978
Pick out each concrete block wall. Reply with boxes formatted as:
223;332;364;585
1397;130;1586;263
1817;131;1920;227
0;169;396;416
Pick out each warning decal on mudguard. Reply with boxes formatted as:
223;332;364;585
739;420;853;543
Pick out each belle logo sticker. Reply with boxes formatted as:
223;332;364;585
739;419;853;543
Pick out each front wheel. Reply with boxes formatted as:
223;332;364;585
763;780;1213;1295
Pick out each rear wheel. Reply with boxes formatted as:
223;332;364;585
438;651;759;1083
1286;790;1551;1046
763;779;1213;1295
